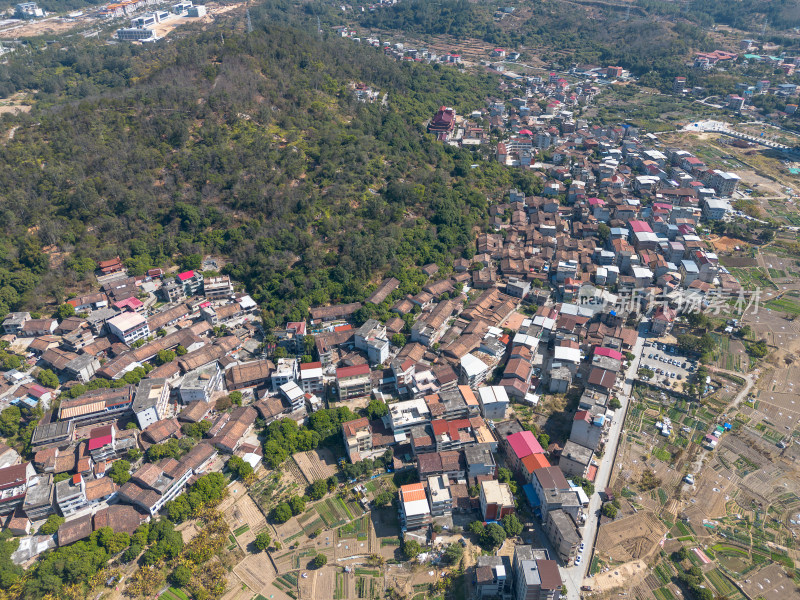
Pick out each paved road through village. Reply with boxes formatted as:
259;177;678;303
559;319;649;600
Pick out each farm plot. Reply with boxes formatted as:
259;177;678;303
233;552;277;593
765;291;800;315
705;569;738;597
338;514;370;541
223;491;267;550
293;449;338;484
317;496;360;528
727;267;776;291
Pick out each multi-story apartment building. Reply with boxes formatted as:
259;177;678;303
299;361;324;395
336;364;371;400
203;275;234;300
133;378;171;429
398;482;431;531
107;312;150;345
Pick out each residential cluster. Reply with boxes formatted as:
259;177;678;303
0;262;288;559
426;73;604;149
301;120;750;578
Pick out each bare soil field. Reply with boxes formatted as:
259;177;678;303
177;520;200;544
740;563;796;600
223;489;267;550
686;460;737;520
299;564;335;600
0;104;30;114
587;559;649;594
232;551;277;593
293;448;338;484
708;236;748;253
744;304;800;349
219;583;255;600
0;16;84;38
595;513;666;563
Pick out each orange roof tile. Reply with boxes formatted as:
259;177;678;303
459;385;479;406
399;482;427;502
521;453;551;474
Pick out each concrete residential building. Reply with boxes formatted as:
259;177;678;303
464;443;497;479
460;353;489;388
504;430;545;478
299;361;324;394
513;546;562;600
180;363;223;403
477;386;510;420
133;378;170;430
342;417;373;462
336;364;371;400
427;474;452;516
22;473;55;520
271;358;299;391
530;466;571;512
176;270;204;295
398;482;431;531
355;318;390;365
106;312;150;346
570;410;604;451
705;170;740;197
479;479;515;521
543;509;581;562
557;440;593;478
203;275;233;299
279;381;305;413
703;197;732;220
387;398;431;434
0;462;35;516
2;312;30;335
55;474;87;517
475;555;513;600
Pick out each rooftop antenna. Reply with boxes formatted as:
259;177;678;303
246;8;253;33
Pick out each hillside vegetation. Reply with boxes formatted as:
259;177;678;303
0;16;545;325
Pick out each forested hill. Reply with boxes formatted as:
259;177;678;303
0;19;543;327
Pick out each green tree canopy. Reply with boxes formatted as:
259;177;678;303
255;531;271;551
402;539;422;560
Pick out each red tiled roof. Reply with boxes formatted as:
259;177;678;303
574;410;590;422
506;431;544;459
87;435;112;451
629;220;652;233
337;364;370;379
177;270;195;281
594;347;623;361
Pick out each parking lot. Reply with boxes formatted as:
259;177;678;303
638;341;698;388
